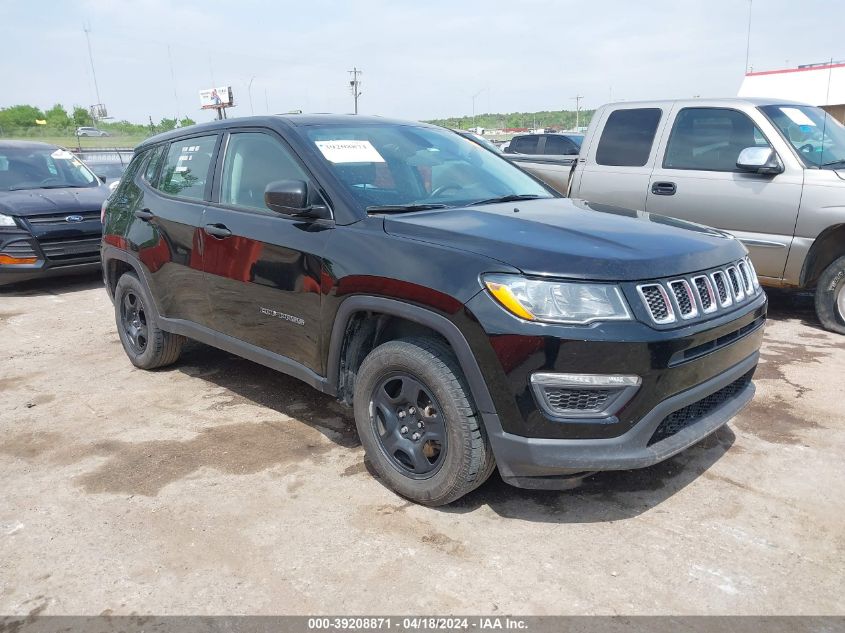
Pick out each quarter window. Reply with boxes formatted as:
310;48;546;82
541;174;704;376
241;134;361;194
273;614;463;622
219;132;308;211
157;135;218;200
596;108;662;167
663;108;771;172
143;144;166;185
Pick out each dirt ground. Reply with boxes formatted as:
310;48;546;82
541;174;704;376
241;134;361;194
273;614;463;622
1;273;843;615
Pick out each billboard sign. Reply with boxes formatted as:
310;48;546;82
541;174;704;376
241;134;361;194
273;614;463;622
199;86;233;110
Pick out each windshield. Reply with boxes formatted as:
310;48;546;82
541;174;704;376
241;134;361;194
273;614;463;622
760;104;845;169
303;123;553;210
0;147;99;191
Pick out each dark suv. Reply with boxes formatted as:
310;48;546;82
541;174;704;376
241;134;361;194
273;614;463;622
0;141;108;285
101;115;766;505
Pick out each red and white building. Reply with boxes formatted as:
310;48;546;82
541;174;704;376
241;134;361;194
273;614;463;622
739;60;845;123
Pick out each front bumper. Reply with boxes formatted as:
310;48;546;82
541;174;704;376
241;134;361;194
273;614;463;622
0;231;101;286
483;352;756;488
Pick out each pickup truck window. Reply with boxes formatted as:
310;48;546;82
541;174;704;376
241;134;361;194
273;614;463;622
596;108;662;167
760;104;845;170
508;135;540;154
543;135;579;155
305;123;551;210
663;107;771;172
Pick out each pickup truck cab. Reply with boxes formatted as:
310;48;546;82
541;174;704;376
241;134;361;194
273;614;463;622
569;98;845;333
501;133;581;194
102;115;765;505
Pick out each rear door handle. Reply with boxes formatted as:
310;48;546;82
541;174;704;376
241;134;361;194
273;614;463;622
204;223;232;238
134;208;154;221
651;181;677;196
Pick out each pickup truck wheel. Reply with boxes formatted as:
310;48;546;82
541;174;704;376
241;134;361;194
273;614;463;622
815;256;845;334
114;272;185;369
353;338;495;506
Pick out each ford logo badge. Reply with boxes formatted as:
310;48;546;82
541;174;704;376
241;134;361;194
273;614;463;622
65;215;84;223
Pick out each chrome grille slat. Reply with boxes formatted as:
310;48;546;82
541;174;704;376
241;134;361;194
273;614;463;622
668;279;698;319
711;271;732;307
692;275;717;313
27;210;101;225
637;260;760;326
637;284;676;324
726;266;745;301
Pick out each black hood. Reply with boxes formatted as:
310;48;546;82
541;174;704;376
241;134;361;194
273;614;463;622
0;186;108;217
383;198;747;282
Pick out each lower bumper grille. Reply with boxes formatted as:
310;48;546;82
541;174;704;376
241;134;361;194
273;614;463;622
38;237;101;261
647;370;754;446
0;239;38;259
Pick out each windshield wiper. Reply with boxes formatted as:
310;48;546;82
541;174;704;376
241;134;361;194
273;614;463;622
468;194;548;206
821;159;845;168
7;184;77;191
366;203;448;214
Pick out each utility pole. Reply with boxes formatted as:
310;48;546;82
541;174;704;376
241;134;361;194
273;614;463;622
571;95;584;130
348;67;362;114
83;24;102;128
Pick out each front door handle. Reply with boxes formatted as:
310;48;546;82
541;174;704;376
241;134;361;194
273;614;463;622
204;223;232;238
651;181;677;196
134;208;154;221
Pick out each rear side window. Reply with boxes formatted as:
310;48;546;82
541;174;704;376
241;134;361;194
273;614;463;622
509;135;539;154
543;135;579;155
596;108;662;167
663;107;771;172
157;135;218;200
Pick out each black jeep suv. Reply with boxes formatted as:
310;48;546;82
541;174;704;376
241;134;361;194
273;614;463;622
101;115;766;505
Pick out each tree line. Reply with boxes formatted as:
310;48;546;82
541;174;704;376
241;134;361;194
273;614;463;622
0;103;195;137
426;108;595;131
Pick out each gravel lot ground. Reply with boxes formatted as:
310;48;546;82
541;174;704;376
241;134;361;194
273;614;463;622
1;273;843;615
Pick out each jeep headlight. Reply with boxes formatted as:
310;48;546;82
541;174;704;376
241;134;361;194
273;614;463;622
0;213;17;227
483;274;632;324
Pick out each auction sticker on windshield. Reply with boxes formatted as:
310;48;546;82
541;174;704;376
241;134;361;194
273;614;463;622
315;140;385;163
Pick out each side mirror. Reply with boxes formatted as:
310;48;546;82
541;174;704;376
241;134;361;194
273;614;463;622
737;147;783;175
97;174;107;184
264;179;329;219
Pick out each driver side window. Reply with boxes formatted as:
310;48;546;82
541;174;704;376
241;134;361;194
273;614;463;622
220;132;307;212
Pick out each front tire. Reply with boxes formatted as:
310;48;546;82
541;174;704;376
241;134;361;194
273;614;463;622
114;272;185;369
814;256;845;334
353;338;495;506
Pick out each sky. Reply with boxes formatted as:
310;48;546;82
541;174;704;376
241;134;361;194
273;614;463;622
2;0;843;125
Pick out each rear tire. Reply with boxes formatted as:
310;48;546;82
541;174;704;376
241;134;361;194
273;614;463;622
114;272;185;369
353;337;495;506
814;256;845;335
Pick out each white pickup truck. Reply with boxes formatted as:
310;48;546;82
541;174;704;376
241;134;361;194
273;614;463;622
519;98;845;334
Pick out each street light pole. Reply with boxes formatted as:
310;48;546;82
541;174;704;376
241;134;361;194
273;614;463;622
248;76;256;115
471;88;485;131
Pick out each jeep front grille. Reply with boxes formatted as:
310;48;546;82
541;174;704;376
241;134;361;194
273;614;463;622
636;259;760;326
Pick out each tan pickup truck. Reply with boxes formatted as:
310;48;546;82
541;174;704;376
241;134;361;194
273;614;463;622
514;98;845;334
